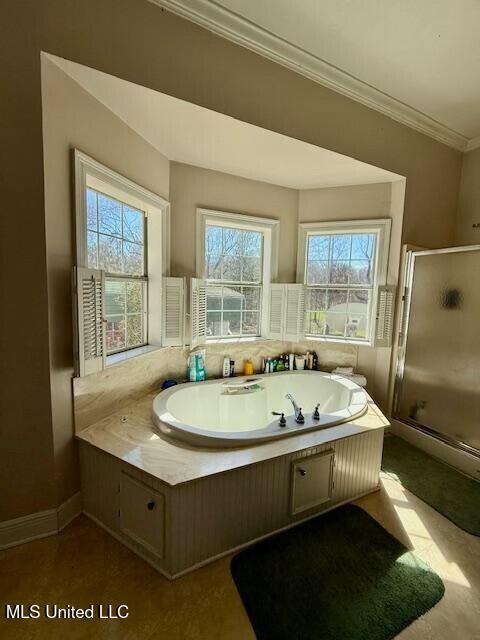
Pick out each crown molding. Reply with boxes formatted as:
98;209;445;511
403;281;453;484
465;136;480;152
150;0;469;152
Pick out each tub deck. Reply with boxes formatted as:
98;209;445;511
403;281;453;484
76;389;388;486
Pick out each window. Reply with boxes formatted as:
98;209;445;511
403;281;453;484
298;219;391;344
197;209;279;341
74;150;171;364
86;187;147;353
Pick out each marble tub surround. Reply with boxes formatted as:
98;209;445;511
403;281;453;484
73;340;357;433
76;389;387;487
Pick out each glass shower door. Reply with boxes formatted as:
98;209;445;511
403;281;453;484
395;246;480;453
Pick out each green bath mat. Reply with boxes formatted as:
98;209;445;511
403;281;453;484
231;505;444;640
382;435;480;536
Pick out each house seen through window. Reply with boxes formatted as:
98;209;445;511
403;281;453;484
205;224;263;338
86;187;147;354
305;232;376;341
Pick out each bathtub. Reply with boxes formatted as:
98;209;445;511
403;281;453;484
152;370;368;448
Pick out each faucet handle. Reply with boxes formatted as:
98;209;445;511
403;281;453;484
272;411;287;427
296;408;305;424
313;404;320;420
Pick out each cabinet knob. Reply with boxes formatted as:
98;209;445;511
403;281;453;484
298;468;307;477
147;500;155;511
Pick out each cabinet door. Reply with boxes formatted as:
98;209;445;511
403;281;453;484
291;450;334;515
119;473;165;558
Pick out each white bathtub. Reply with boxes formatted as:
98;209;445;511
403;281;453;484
152;370;368;448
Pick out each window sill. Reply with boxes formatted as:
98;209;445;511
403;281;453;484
206;336;266;345
106;344;161;367
304;335;373;348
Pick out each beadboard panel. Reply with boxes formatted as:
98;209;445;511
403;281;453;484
168;429;383;574
79;428;383;577
80;442;174;573
79;444;121;533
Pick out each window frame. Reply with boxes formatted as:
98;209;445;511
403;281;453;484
196;208;279;341
74;150;170;357
296;218;391;346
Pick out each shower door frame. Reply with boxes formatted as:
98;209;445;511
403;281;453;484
393;243;480;459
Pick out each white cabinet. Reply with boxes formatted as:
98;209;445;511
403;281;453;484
291;450;334;515
119;473;165;558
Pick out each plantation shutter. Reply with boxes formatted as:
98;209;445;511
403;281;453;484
162;277;186;347
267;284;285;339
374;285;396;347
283;284;306;342
74;267;106;377
267;284;305;340
190;278;207;348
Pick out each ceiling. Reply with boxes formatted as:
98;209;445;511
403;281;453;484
150;0;480;151
47;54;401;190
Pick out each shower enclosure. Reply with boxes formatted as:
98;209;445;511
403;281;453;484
394;245;480;457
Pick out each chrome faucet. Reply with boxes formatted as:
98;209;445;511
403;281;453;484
285;394;304;424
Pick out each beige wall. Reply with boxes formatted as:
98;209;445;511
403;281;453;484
41;59;170;511
298;182;404;409
0;0;463;522
298;182;392;223
170;163;298;282
455;147;480;245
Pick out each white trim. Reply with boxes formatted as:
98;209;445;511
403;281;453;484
465;136;480;152
107;344;162;367
57;492;83;531
196;208;279;340
0;493;82;551
74;149;171;355
74;149;170;271
149;0;468;152
195;208;279;280
297;218;391;346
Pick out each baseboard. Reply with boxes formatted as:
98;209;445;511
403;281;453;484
0;492;82;551
391;419;480;481
58;492;83;531
0;509;58;551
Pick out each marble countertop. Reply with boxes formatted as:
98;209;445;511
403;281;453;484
76;391;389;487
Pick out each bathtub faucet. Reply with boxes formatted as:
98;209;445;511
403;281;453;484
285;394;305;424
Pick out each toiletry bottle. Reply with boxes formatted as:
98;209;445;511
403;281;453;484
289;353;295;371
230;360;235;377
223;356;230;378
187;353;195;382
277;357;285;372
244;359;254;376
312;351;318;370
196;351;206;381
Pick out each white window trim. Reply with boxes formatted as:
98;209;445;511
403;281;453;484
74;149;171;354
296;218;392;347
196;208;279;340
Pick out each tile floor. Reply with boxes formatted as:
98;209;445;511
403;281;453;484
0;472;479;639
